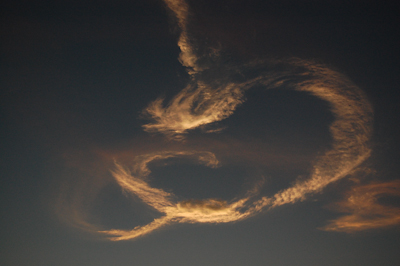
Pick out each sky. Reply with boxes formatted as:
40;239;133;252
1;0;400;265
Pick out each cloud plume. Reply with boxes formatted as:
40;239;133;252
163;0;200;73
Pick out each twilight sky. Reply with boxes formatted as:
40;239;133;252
1;0;400;265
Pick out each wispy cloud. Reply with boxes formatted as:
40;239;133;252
143;57;373;205
163;0;199;73
142;82;245;140
57;0;381;240
100;151;263;240
139;0;375;238
321;180;400;232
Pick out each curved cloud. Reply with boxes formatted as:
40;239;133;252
100;151;263;241
142;58;373;206
56;0;387;240
141;0;373;210
134;0;375;238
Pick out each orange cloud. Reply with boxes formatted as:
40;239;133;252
99;151;265;241
138;0;375;235
56;0;379;241
143;58;373;207
322;180;400;232
177;199;227;213
142;82;245;140
163;0;200;73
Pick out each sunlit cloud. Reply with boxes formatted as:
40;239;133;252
100;151;264;240
56;0;382;240
142;0;373;208
142;82;245;140
321;180;400;232
163;0;200;73
143;58;373;205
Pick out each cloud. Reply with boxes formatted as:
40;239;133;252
144;0;374;211
177;199;228;213
142;82;245;140
143;57;373;205
135;0;375;238
321;180;400;232
99;151;264;241
163;0;199;73
56;0;379;240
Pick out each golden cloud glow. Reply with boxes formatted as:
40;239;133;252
55;0;386;241
143;58;373;206
142;82;245;139
136;0;375;237
322;180;400;232
163;0;199;73
99;151;264;241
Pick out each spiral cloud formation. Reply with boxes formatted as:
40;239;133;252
55;0;400;241
94;0;389;241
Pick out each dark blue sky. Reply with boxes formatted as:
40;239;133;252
1;0;400;265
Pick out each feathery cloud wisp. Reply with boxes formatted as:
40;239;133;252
143;58;373;207
100;151;263;240
56;0;387;240
322;180;400;232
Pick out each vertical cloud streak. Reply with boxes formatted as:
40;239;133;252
164;0;199;73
